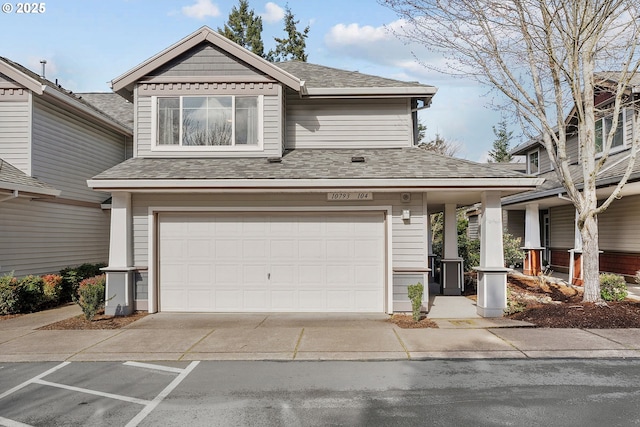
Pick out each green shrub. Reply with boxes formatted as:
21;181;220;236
600;273;627;302
18;275;45;313
503;232;524;268
0;273;21;315
42;274;63;307
60;262;106;303
407;282;424;322
74;274;106;321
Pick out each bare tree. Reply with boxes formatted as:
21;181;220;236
384;0;640;302
419;133;462;157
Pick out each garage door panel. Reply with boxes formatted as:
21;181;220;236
299;290;324;310
159;212;385;312
215;239;241;259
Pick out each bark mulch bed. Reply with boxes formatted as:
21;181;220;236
505;274;640;328
388;314;438;329
37;310;148;330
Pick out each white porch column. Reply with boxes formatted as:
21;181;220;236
102;191;135;315
475;191;509;317
441;203;463;295
522;203;544;276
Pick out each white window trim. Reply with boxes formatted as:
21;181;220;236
595;108;627;158
150;95;264;152
527;149;540;175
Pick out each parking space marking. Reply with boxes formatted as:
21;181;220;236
125;360;200;427
0;361;200;427
33;379;152;405
123;361;186;374
0;362;70;401
0;416;32;427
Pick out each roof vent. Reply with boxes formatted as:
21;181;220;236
351;156;365;163
267;157;282;163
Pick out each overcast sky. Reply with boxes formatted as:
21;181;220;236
0;0;522;161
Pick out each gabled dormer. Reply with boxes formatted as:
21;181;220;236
111;26;436;159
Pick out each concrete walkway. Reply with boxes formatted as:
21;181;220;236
1;303;639;362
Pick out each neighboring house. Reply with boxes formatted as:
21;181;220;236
0;57;133;277
502;73;640;283
88;27;542;316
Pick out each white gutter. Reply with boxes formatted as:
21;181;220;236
304;87;438;97
0;190;18;203
88;177;543;190
0;182;60;197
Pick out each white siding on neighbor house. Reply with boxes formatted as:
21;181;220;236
549;204;575;248
31;98;126;203
285;96;412;149
130;192;427;270
0;99;31;174
134;93;282;158
149;44;265;78
0;197;110;277
597;194;640;252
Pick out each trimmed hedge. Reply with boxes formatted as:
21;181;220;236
75;275;106;321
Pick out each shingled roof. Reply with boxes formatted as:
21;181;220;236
0;159;59;196
502;149;640;205
0;57;132;133
277;61;434;91
92;147;533;182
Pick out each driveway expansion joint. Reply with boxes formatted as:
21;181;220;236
392;328;411;360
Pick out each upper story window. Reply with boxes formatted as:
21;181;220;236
595;111;624;154
527;150;539;174
156;95;260;148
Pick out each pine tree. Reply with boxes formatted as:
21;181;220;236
488;120;513;163
218;0;265;58
267;6;310;62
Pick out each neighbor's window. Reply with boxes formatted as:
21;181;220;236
157;96;259;147
595;111;624;153
527;150;539;174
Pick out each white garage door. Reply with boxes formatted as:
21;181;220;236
158;212;385;312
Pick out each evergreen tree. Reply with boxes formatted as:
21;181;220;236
218;0;264;58
488;120;513;163
267;5;310;62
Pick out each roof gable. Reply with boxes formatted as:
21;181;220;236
111;26;301;100
0;57;43;94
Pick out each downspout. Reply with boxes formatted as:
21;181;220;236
0;190;19;203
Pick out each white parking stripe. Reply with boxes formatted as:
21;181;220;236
125;361;200;427
0;362;70;401
0;416;33;427
123;361;186;374
34;379;151;406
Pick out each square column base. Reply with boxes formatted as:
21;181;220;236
474;267;510;318
441;258;463;295
102;267;135;316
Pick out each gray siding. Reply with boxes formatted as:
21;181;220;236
549;204;575;248
0;197;110;277
130;192;427;270
505;210;525;242
149;44;265;78
538;147;553;174
565;134;580;165
135;93;282;158
31;98;126;203
285;95;412;149
0;99;30;173
598;194;640;252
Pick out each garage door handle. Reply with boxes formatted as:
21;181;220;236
268;273;271;280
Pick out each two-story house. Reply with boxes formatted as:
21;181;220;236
502;73;640;283
0;57;133;277
88;27;542;317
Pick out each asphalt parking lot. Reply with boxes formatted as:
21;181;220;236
0;361;198;426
